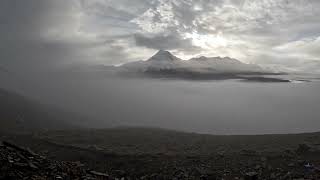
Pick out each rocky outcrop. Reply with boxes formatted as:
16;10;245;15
0;141;109;180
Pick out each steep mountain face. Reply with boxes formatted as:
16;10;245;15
0;66;21;91
148;50;182;62
0;88;86;132
121;50;184;72
121;50;263;74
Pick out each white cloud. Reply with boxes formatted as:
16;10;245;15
1;0;320;72
274;37;320;59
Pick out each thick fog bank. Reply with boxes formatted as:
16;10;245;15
1;71;320;135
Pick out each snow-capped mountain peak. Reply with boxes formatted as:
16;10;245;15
147;50;181;62
120;50;264;74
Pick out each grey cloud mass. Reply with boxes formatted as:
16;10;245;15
1;0;320;73
134;33;197;51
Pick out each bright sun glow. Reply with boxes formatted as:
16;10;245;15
184;31;228;49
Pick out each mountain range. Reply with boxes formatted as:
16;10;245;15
121;50;263;73
116;50;288;81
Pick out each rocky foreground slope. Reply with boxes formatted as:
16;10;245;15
0;141;111;180
1;136;320;180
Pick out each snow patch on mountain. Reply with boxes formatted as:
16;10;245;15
121;50;265;74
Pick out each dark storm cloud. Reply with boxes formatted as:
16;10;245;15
0;0;138;71
134;33;196;51
0;0;80;71
0;0;70;39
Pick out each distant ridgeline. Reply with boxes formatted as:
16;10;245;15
116;50;289;82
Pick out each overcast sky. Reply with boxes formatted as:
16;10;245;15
1;0;320;72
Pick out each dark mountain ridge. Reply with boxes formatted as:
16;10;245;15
0;88;89;132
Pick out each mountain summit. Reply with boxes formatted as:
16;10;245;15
116;50;288;81
148;50;181;62
117;50;289;79
122;50;263;72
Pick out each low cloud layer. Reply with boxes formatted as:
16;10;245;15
1;0;320;73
